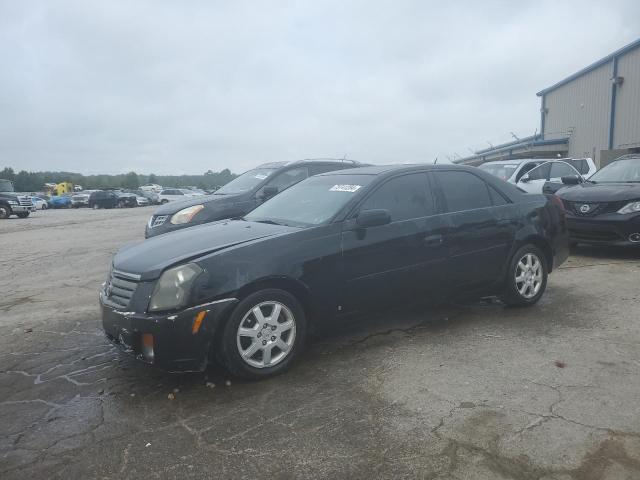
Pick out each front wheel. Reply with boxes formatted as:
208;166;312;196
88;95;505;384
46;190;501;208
219;289;307;380
16;212;30;218
0;205;11;219
501;245;548;307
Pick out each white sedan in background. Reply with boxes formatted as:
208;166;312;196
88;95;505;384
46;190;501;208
31;196;48;210
516;160;583;194
158;188;205;204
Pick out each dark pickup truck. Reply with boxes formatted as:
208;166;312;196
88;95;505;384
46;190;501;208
0;179;35;219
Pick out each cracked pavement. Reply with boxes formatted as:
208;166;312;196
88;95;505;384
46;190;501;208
1;208;640;479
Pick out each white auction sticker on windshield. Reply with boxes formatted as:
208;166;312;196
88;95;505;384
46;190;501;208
330;184;361;192
254;174;268;180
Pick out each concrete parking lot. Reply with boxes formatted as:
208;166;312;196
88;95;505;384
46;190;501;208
1;207;640;479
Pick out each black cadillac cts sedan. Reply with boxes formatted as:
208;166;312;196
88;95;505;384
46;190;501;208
555;154;640;246
100;164;569;379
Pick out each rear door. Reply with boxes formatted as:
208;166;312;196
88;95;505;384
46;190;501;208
433;170;515;289
340;172;448;312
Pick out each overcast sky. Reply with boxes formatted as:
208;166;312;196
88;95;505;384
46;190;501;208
1;1;639;175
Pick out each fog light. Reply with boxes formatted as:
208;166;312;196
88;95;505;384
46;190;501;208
629;233;640;243
141;333;154;362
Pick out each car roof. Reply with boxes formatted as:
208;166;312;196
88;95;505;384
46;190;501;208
255;158;366;169
317;163;484;177
481;159;553;166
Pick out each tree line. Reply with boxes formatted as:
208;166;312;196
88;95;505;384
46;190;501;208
0;167;237;192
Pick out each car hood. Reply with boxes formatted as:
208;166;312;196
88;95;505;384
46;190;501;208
114;219;295;280
557;182;640;202
153;192;240;215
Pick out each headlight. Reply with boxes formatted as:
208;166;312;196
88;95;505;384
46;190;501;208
618;201;640;214
148;263;203;312
8;200;18;205
170;205;204;224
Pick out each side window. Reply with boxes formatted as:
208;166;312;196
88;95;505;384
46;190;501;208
265;167;308;191
489;186;509;206
360;173;433;222
550;162;577;178
567;159;587;174
308;164;343;176
526;163;551;181
515;162;538;182
435;171;492;212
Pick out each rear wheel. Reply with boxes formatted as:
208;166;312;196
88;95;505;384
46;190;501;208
501;245;548;307
160;199;169;204
220;289;307;380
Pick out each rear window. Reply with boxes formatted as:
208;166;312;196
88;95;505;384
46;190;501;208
566;159;589;174
435;171;492;212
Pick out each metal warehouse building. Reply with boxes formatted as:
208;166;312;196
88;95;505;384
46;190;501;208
456;38;640;167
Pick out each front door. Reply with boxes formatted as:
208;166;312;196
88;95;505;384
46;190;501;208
340;172;449;313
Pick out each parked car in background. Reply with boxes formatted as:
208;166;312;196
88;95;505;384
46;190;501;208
48;194;73;208
129;189;160;205
555;154;640;246
146;159;366;238
89;190;119;209
71;190;98;208
140;184;163;193
563;158;597;178
31;196;48;210
479;159;548;184
157;188;202;204
516;161;582;194
135;195;150;207
114;191;138;208
103;164;569;379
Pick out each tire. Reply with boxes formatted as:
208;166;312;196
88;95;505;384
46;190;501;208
160;199;169;204
42;204;48;210
0;205;10;219
16;212;30;218
501;244;548;307
219;289;307;380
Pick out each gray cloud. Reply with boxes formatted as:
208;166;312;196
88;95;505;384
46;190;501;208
1;0;639;174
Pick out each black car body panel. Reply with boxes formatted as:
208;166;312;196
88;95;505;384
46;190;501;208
102;164;569;371
145;159;365;238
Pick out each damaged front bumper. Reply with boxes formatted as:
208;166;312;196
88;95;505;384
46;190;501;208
100;292;238;372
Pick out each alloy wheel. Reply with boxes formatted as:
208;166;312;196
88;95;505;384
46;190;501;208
236;301;296;368
515;253;543;299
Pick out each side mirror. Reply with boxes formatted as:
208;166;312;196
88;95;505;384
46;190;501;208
561;175;582;185
356;209;391;228
262;186;279;199
520;174;530;183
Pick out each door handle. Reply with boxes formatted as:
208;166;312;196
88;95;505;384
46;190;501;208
423;234;444;246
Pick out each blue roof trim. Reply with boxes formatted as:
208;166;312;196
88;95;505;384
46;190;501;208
536;37;640;96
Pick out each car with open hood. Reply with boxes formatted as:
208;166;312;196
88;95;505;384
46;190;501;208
145;159;365;238
555;154;640;246
101;164;569;379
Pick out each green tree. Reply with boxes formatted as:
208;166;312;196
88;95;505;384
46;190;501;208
122;171;139;189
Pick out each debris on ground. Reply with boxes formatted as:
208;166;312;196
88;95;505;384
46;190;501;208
145;443;151;448
167;393;175;400
555;360;567;368
173;388;180;394
206;382;215;389
225;380;231;387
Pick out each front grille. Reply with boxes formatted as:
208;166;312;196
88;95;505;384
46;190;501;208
563;200;628;217
150;215;168;228
17;196;33;206
104;270;140;309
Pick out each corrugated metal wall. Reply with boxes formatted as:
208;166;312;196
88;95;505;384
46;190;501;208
614;46;640;149
543;63;611;163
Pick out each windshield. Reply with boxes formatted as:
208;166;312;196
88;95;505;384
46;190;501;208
244;174;374;227
479;163;519;181
589;158;640;183
215;168;277;195
0;179;14;192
